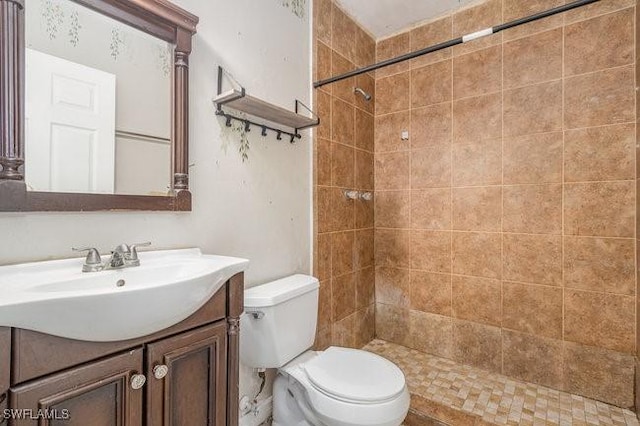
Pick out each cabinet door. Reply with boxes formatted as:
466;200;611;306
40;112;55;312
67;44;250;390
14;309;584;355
9;349;144;426
146;322;227;426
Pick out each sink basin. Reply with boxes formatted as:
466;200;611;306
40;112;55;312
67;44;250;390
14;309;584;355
0;248;249;342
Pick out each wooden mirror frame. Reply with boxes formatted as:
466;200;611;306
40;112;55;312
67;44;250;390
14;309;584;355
0;0;198;211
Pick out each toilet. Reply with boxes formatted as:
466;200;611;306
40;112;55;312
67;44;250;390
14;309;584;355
240;274;410;426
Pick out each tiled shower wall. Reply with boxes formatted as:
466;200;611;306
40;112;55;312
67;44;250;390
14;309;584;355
373;0;637;409
312;0;377;349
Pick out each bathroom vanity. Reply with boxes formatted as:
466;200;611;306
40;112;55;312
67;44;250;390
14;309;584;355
0;273;243;426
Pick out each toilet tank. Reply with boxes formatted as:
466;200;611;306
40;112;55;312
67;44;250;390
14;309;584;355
240;274;319;369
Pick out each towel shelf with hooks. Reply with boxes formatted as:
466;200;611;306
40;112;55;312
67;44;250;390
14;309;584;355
213;66;319;143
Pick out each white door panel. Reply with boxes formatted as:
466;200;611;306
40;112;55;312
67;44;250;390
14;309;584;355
25;48;116;193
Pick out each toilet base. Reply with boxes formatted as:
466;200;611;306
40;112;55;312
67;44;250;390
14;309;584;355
273;374;313;426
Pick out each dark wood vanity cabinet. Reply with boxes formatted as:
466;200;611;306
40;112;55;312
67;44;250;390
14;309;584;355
10;349;144;426
1;273;243;426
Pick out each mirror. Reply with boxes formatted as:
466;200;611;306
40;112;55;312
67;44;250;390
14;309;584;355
25;0;172;195
0;0;198;211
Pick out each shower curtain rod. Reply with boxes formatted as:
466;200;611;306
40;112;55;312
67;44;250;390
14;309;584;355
313;0;601;89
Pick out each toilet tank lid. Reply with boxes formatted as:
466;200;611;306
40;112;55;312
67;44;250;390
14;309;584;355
245;274;319;308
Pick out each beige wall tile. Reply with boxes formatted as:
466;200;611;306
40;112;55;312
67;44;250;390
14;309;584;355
452;319;502;372
452;138;502;186
332;272;356;321
503;28;562;89
355;149;374;190
564;0;635;26
411;188;452;230
375;190;411;229
332;313;356;347
564;66;635;129
331;51;356;104
564;181;635;237
356;267;375;310
410;16;453;68
503;132;563;184
375;111;410;153
503;282;563;339
564;341;635;408
411;271;452;316
453;93;502;143
564;124;635;182
331;231;354;276
503;233;562;286
377;72;410;115
411;145;452;189
452;186;502;232
355;229;374;269
331;4;356;62
502;0;564;41
318;279;332;329
355;109;374;152
410;311;453;358
503;184;562;234
316;89;332;140
452;232;501;279
376;151;410;190
317;186;331;233
331;142;355;187
355;26;375;68
411;103;452;151
451;275;501;326
314;326;332;351
316;41;332;83
313;0;332;44
332;97;355;145
354;304;375;347
565;289;635;353
355;73;376;114
564;8;634;76
410;230;452;273
317;137;332;186
564;236;635;296
453;46;502;99
504;80;563;137
411;61;452;108
502;330;563;389
316;232;332;281
329;187;355;231
376;303;410;346
376;32;410;78
356;196;374;229
375;229;411;268
376;267;410;307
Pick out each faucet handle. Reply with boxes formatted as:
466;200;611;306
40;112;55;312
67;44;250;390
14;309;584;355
72;247;102;272
128;242;151;265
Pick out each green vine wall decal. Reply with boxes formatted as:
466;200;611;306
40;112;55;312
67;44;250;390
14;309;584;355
281;0;306;19
219;114;250;162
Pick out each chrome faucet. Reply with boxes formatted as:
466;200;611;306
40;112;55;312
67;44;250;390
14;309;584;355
73;242;151;273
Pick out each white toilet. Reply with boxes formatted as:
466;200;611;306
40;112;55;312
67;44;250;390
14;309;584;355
240;274;410;426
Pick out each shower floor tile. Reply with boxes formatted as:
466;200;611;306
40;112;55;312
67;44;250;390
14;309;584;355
363;339;638;426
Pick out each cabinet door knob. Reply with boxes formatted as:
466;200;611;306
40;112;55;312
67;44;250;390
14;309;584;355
153;364;169;379
130;374;147;390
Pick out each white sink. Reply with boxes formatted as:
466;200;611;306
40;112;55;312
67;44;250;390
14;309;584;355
0;248;249;342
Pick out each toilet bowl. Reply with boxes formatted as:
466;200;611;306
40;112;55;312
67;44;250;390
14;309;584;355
240;275;410;426
273;348;410;426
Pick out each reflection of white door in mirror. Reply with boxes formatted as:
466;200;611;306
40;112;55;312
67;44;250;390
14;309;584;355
25;48;116;194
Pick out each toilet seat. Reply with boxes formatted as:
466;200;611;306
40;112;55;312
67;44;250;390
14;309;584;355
302;347;406;404
278;348;410;426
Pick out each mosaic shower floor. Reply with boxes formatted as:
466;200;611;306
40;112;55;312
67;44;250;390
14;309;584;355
363;340;639;426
